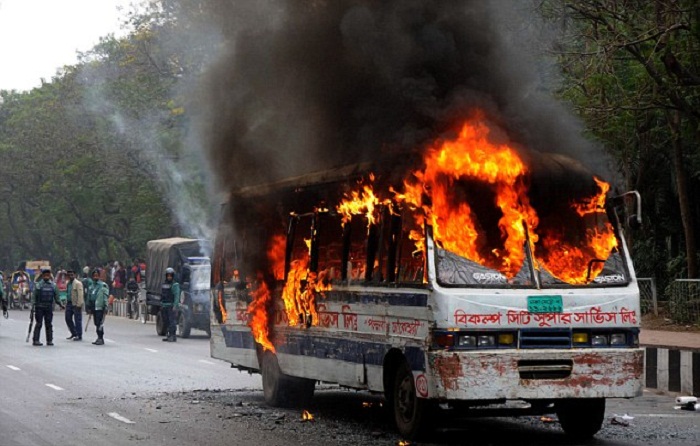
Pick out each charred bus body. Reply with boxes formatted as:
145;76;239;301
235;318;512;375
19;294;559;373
210;151;643;439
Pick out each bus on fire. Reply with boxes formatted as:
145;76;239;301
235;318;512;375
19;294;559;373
209;118;643;440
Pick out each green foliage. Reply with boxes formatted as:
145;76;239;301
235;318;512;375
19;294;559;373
542;0;700;282
0;1;216;269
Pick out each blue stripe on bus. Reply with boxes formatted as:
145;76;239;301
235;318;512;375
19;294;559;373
221;327;425;371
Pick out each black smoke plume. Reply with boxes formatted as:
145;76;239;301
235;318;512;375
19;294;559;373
197;1;607;192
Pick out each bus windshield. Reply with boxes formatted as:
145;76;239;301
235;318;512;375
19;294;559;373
435;209;629;288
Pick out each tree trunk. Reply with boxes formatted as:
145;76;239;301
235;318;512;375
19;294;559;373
668;111;698;278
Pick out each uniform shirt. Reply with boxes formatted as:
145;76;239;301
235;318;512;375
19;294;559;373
161;281;181;308
88;280;110;311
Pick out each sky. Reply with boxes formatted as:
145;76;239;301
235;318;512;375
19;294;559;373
0;0;138;91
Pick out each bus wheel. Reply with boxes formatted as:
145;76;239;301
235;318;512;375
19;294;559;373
155;311;167;336
261;352;315;408
556;398;605;439
393;361;431;440
262;352;287;406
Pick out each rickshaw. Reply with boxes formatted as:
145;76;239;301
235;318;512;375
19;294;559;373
10;271;31;310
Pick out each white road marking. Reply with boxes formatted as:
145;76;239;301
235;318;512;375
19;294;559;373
108;412;135;424
145;348;158;353
104;338;116;344
6;365;20;371
633;414;696;418
45;384;64;391
198;360;215;365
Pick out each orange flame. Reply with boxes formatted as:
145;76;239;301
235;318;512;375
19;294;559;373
218;288;228;323
399;113;539;278
301;410;314;421
536;177;618;284
268;234;287;281
337;174;391;229
394;111;617;283
247;280;275;353
281;257;319;326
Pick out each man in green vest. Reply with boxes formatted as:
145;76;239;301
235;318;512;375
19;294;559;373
86;269;109;345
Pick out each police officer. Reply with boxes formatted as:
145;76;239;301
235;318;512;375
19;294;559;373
31;267;63;346
86;269;109;345
161;267;180;342
0;273;7;318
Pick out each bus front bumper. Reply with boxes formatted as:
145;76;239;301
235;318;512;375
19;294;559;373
425;348;644;401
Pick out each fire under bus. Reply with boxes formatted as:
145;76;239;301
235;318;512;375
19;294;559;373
210;118;643;440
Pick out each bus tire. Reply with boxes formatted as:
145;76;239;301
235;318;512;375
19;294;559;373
556;398;605;439
262;352;287;407
155;311;167;336
392;361;431;440
261;352;315;408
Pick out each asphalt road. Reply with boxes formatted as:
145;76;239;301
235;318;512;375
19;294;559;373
0;309;698;446
0;309;259;446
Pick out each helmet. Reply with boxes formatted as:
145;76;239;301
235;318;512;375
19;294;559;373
165;267;175;276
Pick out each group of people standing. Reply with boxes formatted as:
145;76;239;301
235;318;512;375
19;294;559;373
1;263;180;346
31;267;109;346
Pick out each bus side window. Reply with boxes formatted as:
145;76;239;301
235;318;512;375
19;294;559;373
373;206;400;284
286;215;314;277
396;216;425;284
345;216;369;283
315;213;344;286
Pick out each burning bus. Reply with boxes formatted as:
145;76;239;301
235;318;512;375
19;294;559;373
209;113;643;439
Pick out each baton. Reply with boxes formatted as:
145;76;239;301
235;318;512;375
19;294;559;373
25;305;34;343
85;313;92;332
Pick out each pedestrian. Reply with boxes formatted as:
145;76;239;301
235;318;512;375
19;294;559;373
86;269;109;346
126;276;139;319
64;269;84;341
130;260;141;283
81;266;92;304
31;267;63;346
0;274;7;318
161;267;180;342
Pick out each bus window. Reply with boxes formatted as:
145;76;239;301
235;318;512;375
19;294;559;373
286;214;314;279
396;215;425;284
366;206;399;284
345;216;370;283
316;213;344;286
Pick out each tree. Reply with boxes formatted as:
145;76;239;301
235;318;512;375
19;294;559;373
543;0;700;280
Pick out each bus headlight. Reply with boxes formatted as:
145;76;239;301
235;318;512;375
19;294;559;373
478;335;496;347
610;333;627;346
591;335;609;346
458;335;477;348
